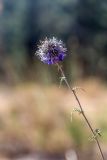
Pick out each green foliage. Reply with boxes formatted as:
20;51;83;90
1;0;107;82
66;117;89;148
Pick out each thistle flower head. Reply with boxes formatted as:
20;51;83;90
36;37;67;64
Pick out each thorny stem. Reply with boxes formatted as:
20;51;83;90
57;64;105;160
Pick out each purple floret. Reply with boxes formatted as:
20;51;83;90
36;37;67;64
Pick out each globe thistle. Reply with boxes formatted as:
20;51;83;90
36;37;67;65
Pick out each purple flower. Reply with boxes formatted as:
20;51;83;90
36;37;67;64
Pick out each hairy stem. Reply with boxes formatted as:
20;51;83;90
57;64;105;160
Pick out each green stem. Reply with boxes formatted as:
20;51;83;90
57;64;105;160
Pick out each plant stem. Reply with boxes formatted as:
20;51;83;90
57;64;105;160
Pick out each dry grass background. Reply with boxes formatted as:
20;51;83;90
0;78;107;159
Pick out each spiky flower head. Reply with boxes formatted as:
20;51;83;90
36;37;67;64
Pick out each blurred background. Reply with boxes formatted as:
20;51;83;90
0;0;107;159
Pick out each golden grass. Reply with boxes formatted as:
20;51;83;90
0;78;106;156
